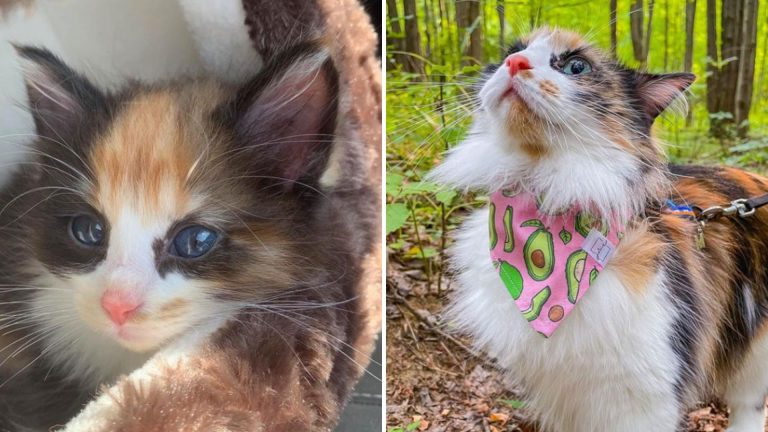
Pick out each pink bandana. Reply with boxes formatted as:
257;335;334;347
489;191;624;337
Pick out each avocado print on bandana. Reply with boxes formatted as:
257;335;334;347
489;191;623;337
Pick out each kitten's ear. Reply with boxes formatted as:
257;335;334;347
231;42;338;193
15;45;104;141
635;72;696;119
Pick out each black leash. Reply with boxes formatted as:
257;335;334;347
690;192;768;249
696;193;768;221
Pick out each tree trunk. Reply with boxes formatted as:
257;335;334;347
386;0;409;70
469;0;482;63
456;0;483;65
718;0;741;120
610;0;618;58
641;0;655;67
734;0;758;137
630;0;645;63
706;0;722;135
756;13;768;103
402;0;423;74
422;0;432;61
706;0;756;139
684;0;696;125
498;1;506;59
684;0;696;72
663;0;669;69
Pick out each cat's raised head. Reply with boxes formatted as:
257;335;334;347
9;42;337;374
432;27;694;217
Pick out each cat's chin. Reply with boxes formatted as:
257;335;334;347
88;321;176;352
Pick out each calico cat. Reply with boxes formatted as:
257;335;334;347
0;40;378;431
430;28;768;432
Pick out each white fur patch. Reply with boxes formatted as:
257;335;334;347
177;0;263;84
428;113;645;219
446;210;683;431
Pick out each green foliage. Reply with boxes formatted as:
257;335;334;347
499;398;527;409
386;0;768;282
387;421;421;432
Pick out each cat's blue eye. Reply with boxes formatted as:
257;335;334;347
172;225;218;258
71;215;105;246
562;57;592;75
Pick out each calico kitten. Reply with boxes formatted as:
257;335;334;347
0;40;377;431
431;27;768;432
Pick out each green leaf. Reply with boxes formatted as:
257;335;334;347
709;111;734;120
520;219;545;228
406;421;420;431
421;247;438;258
400;181;441;196
499;399;527;409
386;173;405;197
388;428;405;432
386;203;410;234
729;138;768;153
435;189;457;205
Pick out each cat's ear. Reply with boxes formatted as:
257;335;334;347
635;72;695;119
230;42;338;193
15;45;104;142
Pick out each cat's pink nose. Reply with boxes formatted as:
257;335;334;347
506;55;532;76
101;291;141;326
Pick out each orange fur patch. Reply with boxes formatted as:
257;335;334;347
506;98;547;159
157;298;188;320
90;91;195;224
611;222;663;295
527;27;586;53
539;80;559;98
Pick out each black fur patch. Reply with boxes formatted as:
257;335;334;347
654;225;702;402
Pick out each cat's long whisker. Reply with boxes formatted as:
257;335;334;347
206;174;328;198
0;322;79;389
204;135;362;171
249;305;381;380
388;99;478;141
0;191;80;231
235;300;381;372
0;186;83;220
391;102;481;171
242;296;359;314
0;315;76;363
0;154;91;187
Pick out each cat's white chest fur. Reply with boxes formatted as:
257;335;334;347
447;210;682;432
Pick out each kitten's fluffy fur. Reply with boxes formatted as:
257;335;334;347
0;38;378;431
431;28;768;432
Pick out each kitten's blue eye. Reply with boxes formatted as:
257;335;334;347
172;226;218;258
562;57;592;75
71;215;105;246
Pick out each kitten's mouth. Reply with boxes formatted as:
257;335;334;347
110;325;163;351
501;84;519;101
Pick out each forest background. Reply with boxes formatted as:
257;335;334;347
386;1;768;431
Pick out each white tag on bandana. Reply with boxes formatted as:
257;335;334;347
581;229;616;267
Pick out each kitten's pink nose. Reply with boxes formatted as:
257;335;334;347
101;291;141;326
506;55;532;76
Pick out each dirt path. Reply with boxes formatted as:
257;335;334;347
385;265;765;432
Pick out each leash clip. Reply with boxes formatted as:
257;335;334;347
699;199;755;221
731;198;756;217
699;205;726;221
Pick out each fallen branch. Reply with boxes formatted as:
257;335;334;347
388;277;480;360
